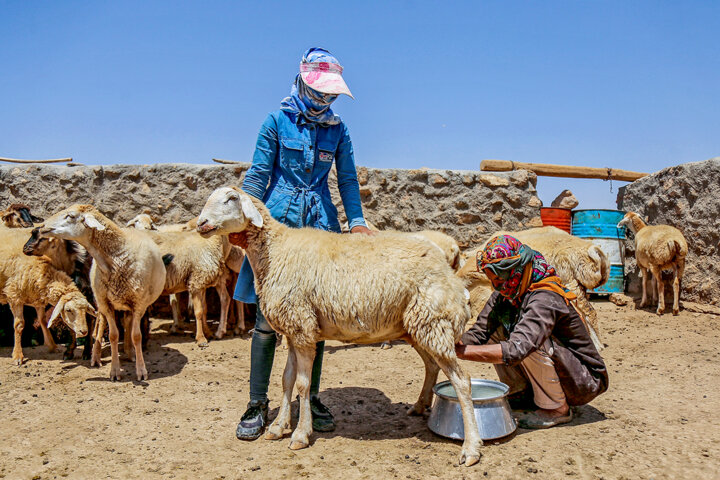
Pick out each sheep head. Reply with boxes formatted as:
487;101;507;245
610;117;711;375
196;187;263;237
2;204;42;228
39;205;106;240
47;293;95;338
126;213;157;230
23;227;63;257
617;212;646;234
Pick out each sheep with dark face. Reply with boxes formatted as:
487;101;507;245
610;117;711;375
196;187;481;467
1;203;43;228
0;228;93;365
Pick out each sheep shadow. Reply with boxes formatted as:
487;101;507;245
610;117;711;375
269;386;458;447
84;343;188;384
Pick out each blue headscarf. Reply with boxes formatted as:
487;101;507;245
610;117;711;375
281;48;341;126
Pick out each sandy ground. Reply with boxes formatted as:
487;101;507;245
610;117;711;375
1;300;719;480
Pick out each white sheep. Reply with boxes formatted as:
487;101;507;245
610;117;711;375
0;229;94;365
459;226;609;351
144;230;233;344
40;205;166;381
196;187;481;467
125;213;197;232
617;212;688;315
126;214;243;342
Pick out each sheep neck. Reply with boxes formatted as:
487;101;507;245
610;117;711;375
243;223;280;296
83;222;125;274
42;267;79;306
628;215;646;234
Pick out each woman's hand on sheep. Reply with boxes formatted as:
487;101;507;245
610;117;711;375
351;225;376;236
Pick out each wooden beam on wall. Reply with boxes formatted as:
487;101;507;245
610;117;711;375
480;159;648;182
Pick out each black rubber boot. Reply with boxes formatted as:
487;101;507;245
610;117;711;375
310;396;336;432
236;399;269;440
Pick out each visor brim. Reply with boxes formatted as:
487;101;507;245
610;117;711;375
300;71;354;99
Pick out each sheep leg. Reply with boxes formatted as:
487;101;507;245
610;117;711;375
232;301;245;335
265;344;297;440
91;315;106;367
214;280;231;340
434;355;482;467
81;315;94;360
190;290;210;347
131;310;149;381
650;265;665;315
169;294;182;334
35;306;58;354
103;308;122;381
122;312;133;360
289;346;315;450
639;267;649;308
10;304;26;366
672;259;685;316
408;345;440;416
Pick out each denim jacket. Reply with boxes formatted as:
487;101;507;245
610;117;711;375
233;109;367;304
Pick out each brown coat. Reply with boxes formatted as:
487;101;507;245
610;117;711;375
461;290;609;406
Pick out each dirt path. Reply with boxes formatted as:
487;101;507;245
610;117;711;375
1;301;719;479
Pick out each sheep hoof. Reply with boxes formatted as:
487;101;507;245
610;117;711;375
656;308;664;316
12;356;25;366
47;345;58;354
407;403;426;416
380;342;393;350
673;308;679;316
109;366;122;381
90;355;102;368
197;340;210;348
460;453;481;467
136;367;148;381
289;439;309;450
214;331;225;340
264;427;285;440
63;350;75;360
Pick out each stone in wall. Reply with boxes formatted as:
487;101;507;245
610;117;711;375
0;163;542;252
617;157;720;306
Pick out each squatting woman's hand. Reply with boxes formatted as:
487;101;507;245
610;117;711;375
351;225;376;236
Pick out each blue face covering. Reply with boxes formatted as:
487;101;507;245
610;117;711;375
280;48;342;126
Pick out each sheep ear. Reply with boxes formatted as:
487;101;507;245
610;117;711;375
125;219;135;227
30;214;44;223
47;301;65;328
83;214;106;231
86;304;98;318
588;245;602;265
240;196;263;228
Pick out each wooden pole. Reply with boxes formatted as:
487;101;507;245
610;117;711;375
480;159;648;182
0;157;72;164
212;158;242;165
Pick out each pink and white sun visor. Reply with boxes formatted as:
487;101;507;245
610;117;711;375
300;62;354;98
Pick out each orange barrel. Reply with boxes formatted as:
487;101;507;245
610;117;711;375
539;207;572;233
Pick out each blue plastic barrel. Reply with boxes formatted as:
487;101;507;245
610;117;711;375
571;209;626;294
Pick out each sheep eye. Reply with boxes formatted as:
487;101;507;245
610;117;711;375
226;195;239;203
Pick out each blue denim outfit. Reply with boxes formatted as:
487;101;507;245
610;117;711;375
233;108;367;304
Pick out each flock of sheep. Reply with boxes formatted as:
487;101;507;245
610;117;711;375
0;190;688;466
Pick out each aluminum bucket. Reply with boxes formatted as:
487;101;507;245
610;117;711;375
427;379;517;441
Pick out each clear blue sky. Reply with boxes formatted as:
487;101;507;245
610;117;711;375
2;1;718;209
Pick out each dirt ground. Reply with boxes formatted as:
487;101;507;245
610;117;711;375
1;300;719;480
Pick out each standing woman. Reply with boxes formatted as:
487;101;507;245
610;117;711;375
232;48;373;440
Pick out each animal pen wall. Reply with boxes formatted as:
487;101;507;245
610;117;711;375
0;163;544;249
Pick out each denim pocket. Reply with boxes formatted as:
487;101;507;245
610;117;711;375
280;137;307;169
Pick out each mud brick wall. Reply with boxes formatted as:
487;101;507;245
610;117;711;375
0;163;543;251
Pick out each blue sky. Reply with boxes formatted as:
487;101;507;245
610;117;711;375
1;1;718;209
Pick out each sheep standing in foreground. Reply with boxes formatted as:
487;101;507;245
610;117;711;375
459;226;609;351
196;187;480;467
618;212;688;315
0;232;93;364
40;205;166;380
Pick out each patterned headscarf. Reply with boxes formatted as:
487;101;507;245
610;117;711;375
478;235;557;304
280;48;342;126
